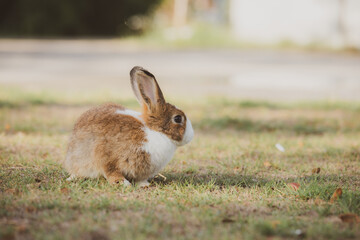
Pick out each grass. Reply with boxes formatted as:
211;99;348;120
1;87;360;240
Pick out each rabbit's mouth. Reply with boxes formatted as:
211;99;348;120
177;119;194;146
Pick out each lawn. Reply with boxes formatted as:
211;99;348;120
0;87;359;240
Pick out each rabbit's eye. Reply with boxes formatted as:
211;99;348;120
173;115;182;124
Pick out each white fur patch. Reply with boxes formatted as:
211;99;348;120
179;118;194;146
138;180;150;187
142;127;177;177
123;179;131;187
66;175;76;181
115;109;143;122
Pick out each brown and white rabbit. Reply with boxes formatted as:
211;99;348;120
64;66;194;187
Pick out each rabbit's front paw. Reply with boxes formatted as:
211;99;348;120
138;180;150;188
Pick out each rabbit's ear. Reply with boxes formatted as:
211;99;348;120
130;66;165;113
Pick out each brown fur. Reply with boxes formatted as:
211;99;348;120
144;103;187;142
65;66;191;185
132;67;187;143
66;103;152;182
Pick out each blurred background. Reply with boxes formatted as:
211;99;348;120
2;2;360;239
1;0;360;101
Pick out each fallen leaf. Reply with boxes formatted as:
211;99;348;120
288;183;300;191
60;187;70;194
1;232;15;240
89;230;109;240
263;161;272;168
26;206;36;213
222;218;235;223
311;167;321;174
16;224;28;233
339;213;360;223
5;188;19;195
270;220;280;228
330;188;342;203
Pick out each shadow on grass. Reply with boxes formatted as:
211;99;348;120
0;99;83;109
1;164;359;214
0;97;60;108
0;99;138;109
154;172;360;214
287;147;360;161
215;99;360;111
154;172;358;188
1;115;351;135
154;172;269;188
194;116;359;135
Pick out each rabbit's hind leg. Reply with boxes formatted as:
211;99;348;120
103;159;130;186
105;172;131;186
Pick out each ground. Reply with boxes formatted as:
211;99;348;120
1;39;360;101
1;40;359;239
0;87;359;240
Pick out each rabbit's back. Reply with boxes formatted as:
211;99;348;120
65;103;149;179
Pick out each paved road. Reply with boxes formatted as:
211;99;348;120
1;39;360;101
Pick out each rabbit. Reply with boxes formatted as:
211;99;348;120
64;66;194;187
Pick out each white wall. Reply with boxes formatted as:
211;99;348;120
229;0;360;48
